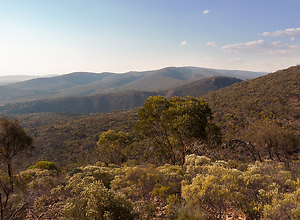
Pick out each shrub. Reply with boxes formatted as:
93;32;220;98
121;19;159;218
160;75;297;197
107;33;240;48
29;161;58;171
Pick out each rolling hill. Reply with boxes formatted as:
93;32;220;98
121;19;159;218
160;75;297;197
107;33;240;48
164;76;242;99
9;65;298;168
0;76;242;114
1;66;265;104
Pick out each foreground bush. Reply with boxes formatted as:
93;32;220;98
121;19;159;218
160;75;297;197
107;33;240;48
10;155;300;219
181;155;300;219
34;167;137;219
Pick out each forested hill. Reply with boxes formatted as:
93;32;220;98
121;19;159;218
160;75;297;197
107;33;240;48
203;65;300;135
0;76;241;114
164;76;242;99
5;65;298;169
0;66;264;104
2;66;299;220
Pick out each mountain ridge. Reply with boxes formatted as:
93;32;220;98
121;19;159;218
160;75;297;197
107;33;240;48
0;66;265;104
0;76;242;114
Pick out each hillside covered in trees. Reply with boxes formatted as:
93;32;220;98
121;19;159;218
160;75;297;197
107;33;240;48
6;65;299;168
0;66;263;105
0;65;300;219
0;76;241;114
203;65;300;135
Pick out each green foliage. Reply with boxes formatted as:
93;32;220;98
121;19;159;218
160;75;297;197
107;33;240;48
0;118;34;165
97;130;133;165
135;95;221;166
60;178;135;220
263;187;300;220
3;65;300;219
181;155;300;219
184;154;212;178
122;164;159;199
108;164;184;218
14;65;300;168
0;117;33;220
34;165;137;219
2;155;300;219
151;164;185;203
182;163;238;219
14;110;139;168
29;161;58;171
16;167;61;196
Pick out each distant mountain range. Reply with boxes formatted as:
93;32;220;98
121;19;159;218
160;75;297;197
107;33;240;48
0;76;242;114
13;65;299;167
0;66;265;105
10;64;295;130
0;75;39;85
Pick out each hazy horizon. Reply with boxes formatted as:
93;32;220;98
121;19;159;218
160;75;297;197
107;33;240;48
0;66;268;79
1;0;300;76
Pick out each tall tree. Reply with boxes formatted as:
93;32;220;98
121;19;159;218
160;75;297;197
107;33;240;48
0;118;33;220
135;96;221;166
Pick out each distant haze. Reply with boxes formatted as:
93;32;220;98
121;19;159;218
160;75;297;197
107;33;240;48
0;66;265;106
0;66;265;87
0;75;39;85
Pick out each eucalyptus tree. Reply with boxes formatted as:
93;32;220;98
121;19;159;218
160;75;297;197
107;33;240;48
0;118;33;220
135;96;221;166
97;130;133;165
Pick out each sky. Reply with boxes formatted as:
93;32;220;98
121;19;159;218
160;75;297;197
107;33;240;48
0;0;300;76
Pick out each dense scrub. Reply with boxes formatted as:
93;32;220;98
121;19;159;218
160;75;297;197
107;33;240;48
3;156;300;219
10;110;139;169
203;65;300;137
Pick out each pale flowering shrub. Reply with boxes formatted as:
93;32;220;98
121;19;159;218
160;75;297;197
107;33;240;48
263;188;300;220
183;154;211;178
33;165;137;219
182;164;240;219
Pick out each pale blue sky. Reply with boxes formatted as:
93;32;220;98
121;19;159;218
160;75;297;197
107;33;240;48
1;0;300;76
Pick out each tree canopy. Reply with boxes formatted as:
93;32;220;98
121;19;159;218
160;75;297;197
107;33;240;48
96;130;133;165
135;96;221;166
0;118;33;220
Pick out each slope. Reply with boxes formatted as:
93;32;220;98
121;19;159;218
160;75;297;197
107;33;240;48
164;76;242;99
208;68;266;80
8;65;297;168
1;66;264;104
202;65;300;134
118;67;221;91
0;76;242;114
1;72;114;103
